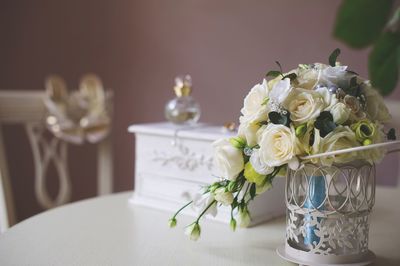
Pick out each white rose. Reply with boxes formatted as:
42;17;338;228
249;149;274;175
212;139;244;180
283;88;326;125
363;83;391;123
318;126;359;166
331;102;350;124
258;124;299;167
238;116;260;147
214;187;234;206
240;79;269;121
269;78;292;105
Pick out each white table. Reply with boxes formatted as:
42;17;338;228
0;188;399;266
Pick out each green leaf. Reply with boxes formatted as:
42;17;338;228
350;76;357;87
268;111;290;127
249;183;256;200
329;48;341;66
261;97;269;106
398;45;400;67
387;7;400;29
227;181;237;192
283;73;297;81
388;128;396;140
231;200;238;209
334;0;394;48
295;123;307;137
266;70;281;78
314;111;337;138
368;31;400;95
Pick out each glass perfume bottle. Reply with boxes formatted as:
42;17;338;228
165;75;201;125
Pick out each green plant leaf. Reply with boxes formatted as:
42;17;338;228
268;111;290;127
368;31;400;95
388;128;396;140
334;0;394;48
266;70;281;78
387;7;400;29
329;48;341;66
283;73;297;81
314;111;337;138
249;183;256;200
398;45;400;67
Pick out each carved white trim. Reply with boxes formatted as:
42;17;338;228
152;142;213;172
26;123;71;209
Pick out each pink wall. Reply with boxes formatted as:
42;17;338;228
1;0;399;221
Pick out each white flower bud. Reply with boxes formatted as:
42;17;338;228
214;187;234;206
185;223;201;241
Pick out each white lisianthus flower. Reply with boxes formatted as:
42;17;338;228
283;88;326;125
267;75;283;91
186;193;218;217
318;126;359;166
185;223;201;241
258;124;299;168
238;117;260;147
214;187;234;206
249;149;274;175
296;65;323;90
362;122;386;163
320;65;353;87
269;78;292;105
331;102;351;124
363;82;391;123
240;79;269;121
212;139;244;180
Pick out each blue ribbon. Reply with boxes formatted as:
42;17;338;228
304;175;326;246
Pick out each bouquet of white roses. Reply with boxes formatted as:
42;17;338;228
169;49;396;241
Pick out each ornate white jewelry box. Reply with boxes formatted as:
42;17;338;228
128;122;285;225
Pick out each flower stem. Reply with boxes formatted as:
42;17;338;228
233;176;246;202
242;182;251;202
171;200;193;219
196;200;217;223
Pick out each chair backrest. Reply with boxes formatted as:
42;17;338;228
0;159;11;233
0;90;113;231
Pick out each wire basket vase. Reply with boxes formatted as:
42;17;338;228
277;161;376;266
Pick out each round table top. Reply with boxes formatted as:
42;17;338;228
1;188;400;266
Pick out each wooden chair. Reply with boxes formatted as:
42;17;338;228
0;90;113;232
